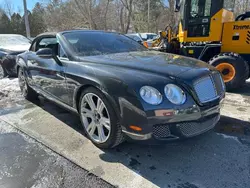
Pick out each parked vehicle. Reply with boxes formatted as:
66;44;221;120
0;34;31;78
17;30;225;148
140;33;158;41
153;0;250;91
125;34;143;44
126;33;158;42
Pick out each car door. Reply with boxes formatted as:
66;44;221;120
27;36;68;102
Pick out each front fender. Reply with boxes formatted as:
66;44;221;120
16;53;28;72
72;74;143;124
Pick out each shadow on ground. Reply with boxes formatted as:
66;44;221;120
34;97;84;134
228;80;250;97
34;97;250;188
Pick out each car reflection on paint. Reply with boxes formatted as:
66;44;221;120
17;30;225;148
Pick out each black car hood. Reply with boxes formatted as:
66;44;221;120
78;51;216;79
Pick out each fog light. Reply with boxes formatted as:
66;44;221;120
129;125;142;131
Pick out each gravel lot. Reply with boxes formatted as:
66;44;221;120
0;78;250;188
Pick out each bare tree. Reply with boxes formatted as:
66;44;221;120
73;0;97;29
3;0;14;17
119;0;134;33
235;0;250;16
0;0;182;34
103;0;110;30
168;0;177;28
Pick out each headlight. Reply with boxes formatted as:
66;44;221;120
164;84;186;105
140;86;162;105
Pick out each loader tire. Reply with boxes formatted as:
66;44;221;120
209;53;249;91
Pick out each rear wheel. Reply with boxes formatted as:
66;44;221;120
209;53;249;91
0;64;7;79
79;87;124;149
18;67;38;101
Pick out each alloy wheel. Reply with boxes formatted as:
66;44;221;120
80;93;111;143
18;69;28;96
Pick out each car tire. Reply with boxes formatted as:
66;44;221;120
18;67;38;101
79;87;124;149
209;53;249;91
0;64;7;79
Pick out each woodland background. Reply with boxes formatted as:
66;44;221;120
0;0;249;37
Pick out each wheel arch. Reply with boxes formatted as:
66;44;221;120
73;79;122;121
198;44;221;62
16;56;28;74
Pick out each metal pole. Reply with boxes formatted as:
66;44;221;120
148;0;150;32
23;0;30;38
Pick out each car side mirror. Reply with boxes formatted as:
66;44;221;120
36;48;53;59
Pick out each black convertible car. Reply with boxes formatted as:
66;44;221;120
0;34;31;78
17;30;225;148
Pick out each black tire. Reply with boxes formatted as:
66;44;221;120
0;64;7;79
209;53;249;91
79;87;124;149
18;67;38;101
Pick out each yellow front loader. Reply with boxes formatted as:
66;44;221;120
151;0;250;91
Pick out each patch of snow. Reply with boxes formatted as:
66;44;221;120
216;133;241;144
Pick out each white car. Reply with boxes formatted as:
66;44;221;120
140;33;158;41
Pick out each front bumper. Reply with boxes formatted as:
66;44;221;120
122;103;221;142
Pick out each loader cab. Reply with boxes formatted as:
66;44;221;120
176;0;235;42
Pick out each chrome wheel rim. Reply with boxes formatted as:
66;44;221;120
80;93;111;143
18;69;27;96
0;65;4;79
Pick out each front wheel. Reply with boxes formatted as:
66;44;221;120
18;67;38;101
79;87;124;149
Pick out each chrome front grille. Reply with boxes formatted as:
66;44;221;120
211;73;225;96
194;73;224;103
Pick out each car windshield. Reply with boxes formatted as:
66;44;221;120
63;31;147;56
147;34;157;40
0;35;30;47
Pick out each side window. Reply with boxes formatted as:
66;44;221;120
58;45;68;58
204;0;211;16
30;41;37;52
36;37;58;52
190;0;199;18
189;0;211;18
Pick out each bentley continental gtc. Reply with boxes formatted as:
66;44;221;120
16;30;225;148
